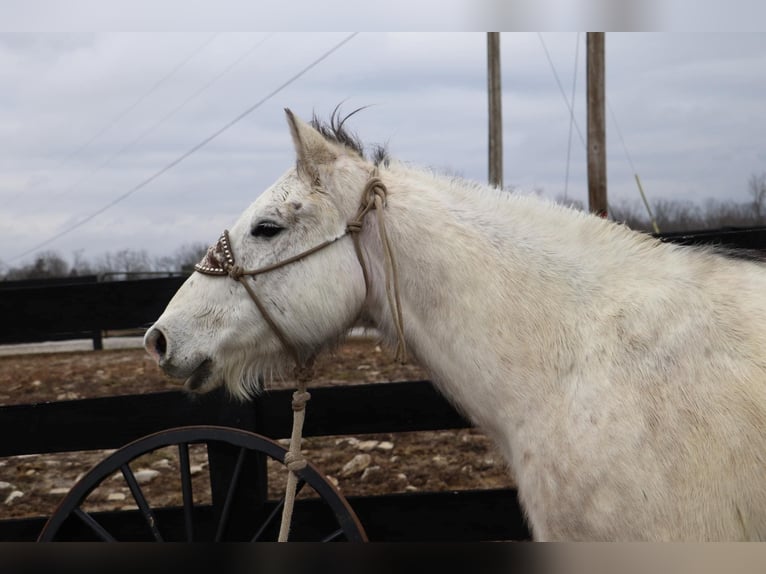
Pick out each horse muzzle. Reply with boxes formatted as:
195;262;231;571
144;325;214;387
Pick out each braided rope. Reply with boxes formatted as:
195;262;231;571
277;364;313;542
351;171;408;363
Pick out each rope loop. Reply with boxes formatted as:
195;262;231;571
361;172;387;207
369;180;387;206
357;168;408;364
291;389;311;411
283;451;307;472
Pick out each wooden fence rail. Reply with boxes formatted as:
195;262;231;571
0;382;528;541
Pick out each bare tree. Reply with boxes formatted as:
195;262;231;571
555;194;586;212
174;242;209;274
94;249;153;280
3;251;70;280
153;243;207;275
71;249;95;277
748;172;766;224
609;198;651;231
4;180;766;282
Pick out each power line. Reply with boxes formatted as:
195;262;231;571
10;33;360;263
537;33;587;151
3;33;219;210
607;100;638;175
563;32;580;202
607;100;660;232
45;33;274;205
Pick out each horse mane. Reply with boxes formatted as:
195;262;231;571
312;107;763;267
310;106;389;167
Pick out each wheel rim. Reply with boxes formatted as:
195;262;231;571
38;425;366;542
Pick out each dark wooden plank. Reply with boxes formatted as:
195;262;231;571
0;388;257;457
0;381;470;457
0;330;101;345
0;516;47;542
0;489;528;542
349;488;530;541
656;225;766;252
0;276;186;342
1;226;763;345
256;380;471;439
0;275;99;289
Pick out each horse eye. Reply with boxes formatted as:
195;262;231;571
251;221;284;239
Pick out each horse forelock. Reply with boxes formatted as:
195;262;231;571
310;106;389;167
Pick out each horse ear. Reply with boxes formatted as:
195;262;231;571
284;109;336;181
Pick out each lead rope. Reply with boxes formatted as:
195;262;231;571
277;361;314;542
275;171;407;540
194;169;408;541
348;168;408;363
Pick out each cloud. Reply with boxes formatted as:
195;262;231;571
1;33;765;267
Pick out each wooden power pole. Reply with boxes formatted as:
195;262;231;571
487;32;503;189
587;32;607;217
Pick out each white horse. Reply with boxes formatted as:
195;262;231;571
144;109;766;541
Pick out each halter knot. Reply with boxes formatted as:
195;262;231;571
362;176;387;208
293;363;315;384
291;389;311;411
227;264;245;280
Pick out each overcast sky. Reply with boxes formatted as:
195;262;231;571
1;32;765;268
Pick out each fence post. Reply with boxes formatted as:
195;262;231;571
92;330;103;351
206;390;268;540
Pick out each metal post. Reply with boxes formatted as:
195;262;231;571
587;32;607;217
487;32;503;189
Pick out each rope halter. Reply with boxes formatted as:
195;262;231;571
192;167;407;541
194;167;407;365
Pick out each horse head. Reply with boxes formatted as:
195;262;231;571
144;110;372;398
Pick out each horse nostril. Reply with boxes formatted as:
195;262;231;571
145;327;168;362
155;330;167;357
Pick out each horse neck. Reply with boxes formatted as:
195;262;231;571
356;167;622;446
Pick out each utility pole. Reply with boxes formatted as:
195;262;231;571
587;32;607;217
487;32;503;189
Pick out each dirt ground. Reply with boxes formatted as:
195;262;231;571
0;338;514;526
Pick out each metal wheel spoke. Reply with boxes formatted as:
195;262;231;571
39;426;366;542
73;508;116;541
120;463;164;541
213;445;247;542
251;478;307;542
178;442;194;542
321;528;344;542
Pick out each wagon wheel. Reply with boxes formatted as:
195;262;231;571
38;425;366;542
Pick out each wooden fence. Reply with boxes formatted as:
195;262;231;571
1;225;765;541
0;382;529;541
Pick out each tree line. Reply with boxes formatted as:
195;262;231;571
557;172;766;232
3;173;765;282
0;242;208;282
609;171;766;233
